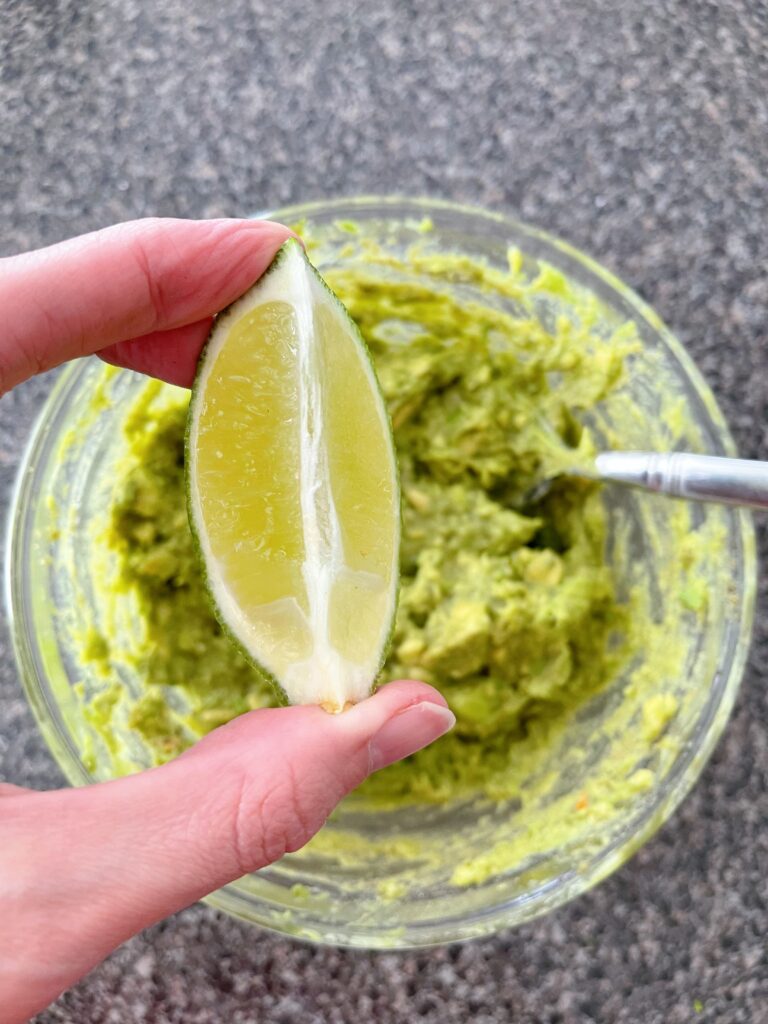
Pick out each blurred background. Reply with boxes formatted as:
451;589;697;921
1;1;767;1020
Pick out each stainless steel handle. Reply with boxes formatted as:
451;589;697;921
594;452;768;509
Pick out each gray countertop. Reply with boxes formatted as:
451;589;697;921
2;1;767;1020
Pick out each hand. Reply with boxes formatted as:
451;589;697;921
0;220;455;1022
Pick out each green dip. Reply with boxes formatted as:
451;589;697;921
63;220;726;898
94;242;636;807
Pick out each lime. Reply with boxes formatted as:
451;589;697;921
186;240;399;712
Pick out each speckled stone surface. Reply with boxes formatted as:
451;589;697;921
2;1;768;1020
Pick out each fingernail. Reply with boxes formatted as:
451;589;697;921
368;701;456;773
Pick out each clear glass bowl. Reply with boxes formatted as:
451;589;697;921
5;197;756;947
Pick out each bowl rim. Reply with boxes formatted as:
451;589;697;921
4;195;757;948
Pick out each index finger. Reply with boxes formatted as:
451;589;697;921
0;217;295;392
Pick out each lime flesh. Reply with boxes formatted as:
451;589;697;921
187;240;399;711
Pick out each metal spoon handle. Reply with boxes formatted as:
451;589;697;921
594;452;768;509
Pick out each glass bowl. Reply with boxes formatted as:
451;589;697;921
5;197;756;947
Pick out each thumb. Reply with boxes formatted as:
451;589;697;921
1;681;454;1020
173;678;455;876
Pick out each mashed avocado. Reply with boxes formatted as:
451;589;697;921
95;236;640;806
53;216;737;914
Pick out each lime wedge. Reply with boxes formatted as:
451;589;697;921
186;240;399;712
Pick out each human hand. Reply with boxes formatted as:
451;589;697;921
1;216;301;391
0;219;455;1022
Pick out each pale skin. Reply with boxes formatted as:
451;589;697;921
0;219;456;1022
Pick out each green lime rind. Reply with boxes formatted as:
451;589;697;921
185;237;400;708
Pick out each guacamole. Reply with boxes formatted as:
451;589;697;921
88;235;643;807
45;214;736;919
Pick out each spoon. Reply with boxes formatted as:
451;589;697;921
525;451;768;510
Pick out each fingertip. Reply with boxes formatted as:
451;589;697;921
368;700;455;773
211;218;297;264
342;681;454;772
248;219;305;249
362;678;451;712
105;216;297;340
95;219;299;385
239;217;299;241
328;680;454;764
